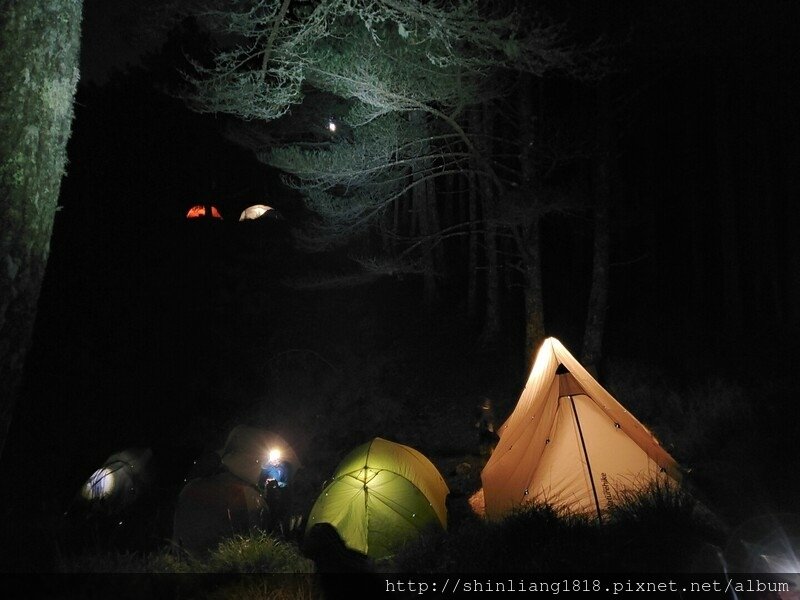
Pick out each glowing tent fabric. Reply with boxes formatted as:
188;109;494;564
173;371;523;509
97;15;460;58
239;204;276;221
186;205;222;219
79;447;153;509
481;337;682;521
306;437;449;560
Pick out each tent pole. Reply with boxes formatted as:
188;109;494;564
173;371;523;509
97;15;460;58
569;395;603;524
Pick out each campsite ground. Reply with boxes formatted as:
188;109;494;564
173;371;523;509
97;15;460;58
1;225;798;575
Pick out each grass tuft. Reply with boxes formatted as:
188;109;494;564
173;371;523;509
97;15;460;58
205;532;314;574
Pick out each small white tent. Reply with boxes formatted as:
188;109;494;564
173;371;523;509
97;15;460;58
80;447;153;508
239;204;278;221
481;337;682;521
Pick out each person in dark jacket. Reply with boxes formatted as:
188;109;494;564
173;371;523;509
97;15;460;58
259;449;294;535
475;397;499;458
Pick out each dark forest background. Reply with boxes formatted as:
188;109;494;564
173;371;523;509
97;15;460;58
1;0;799;571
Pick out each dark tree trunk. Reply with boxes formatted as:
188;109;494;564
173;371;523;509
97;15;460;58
0;0;83;460
581;189;610;371
481;198;501;341
467;172;480;319
410;111;438;305
426;171;442;269
412;176;437;304
581;80;614;372
522;222;545;367
474;104;501;343
517;73;546;367
381;203;394;256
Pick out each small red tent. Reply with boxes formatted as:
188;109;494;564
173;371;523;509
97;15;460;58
186;205;223;219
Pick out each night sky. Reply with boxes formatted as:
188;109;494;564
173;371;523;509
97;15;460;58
1;0;799;573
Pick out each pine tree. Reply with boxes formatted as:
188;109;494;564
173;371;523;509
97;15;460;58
187;0;597;344
0;0;83;459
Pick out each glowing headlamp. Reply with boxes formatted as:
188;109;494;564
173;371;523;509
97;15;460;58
268;448;282;463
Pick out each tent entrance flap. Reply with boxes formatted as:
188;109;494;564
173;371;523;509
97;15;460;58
558;372;584;397
568;395;602;523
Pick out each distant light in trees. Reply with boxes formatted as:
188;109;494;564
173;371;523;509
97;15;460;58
328;119;336;133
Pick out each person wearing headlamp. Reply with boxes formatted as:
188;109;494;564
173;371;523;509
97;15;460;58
259;447;294;534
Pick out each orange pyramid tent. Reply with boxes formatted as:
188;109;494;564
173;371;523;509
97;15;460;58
481;337;682;521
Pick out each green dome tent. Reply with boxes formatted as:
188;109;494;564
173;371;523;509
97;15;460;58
305;438;449;560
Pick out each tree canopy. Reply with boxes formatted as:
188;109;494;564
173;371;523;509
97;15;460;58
185;0;603;356
187;0;586;249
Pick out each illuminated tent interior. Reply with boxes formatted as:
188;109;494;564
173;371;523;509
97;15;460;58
185;204;222;219
481;337;682;522
305;437;449;560
239;204;279;221
78;447;153;511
